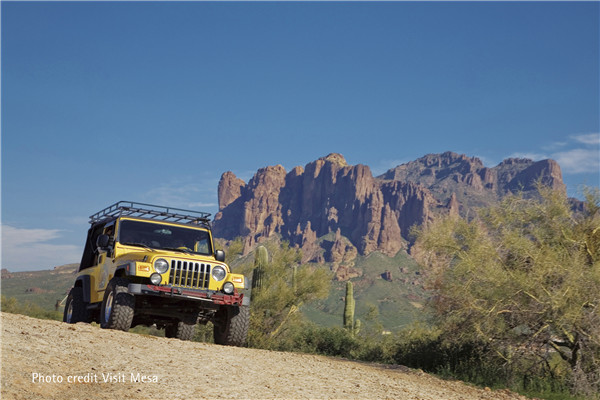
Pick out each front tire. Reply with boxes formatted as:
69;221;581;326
165;320;196;341
213;305;249;347
100;278;134;331
63;286;89;323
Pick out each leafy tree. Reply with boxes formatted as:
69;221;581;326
362;303;384;335
242;241;332;349
413;187;600;396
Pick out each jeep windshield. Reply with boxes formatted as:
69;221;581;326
118;219;212;255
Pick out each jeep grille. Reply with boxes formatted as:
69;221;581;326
168;260;211;289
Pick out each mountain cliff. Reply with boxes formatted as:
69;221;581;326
213;152;566;262
379;152;565;212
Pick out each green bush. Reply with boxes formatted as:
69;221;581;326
1;295;62;321
313;327;359;358
413;187;600;397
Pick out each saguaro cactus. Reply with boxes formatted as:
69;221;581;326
353;319;361;336
343;281;355;330
343;281;360;335
251;245;268;293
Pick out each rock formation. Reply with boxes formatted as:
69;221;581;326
213;152;567;262
380;151;566;209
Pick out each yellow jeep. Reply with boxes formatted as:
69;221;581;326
63;201;249;346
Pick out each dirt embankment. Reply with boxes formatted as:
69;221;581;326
1;312;528;400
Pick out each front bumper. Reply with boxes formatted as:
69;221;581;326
128;283;246;306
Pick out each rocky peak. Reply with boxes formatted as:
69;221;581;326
447;193;460;216
422;151;484;169
218;171;246;210
213;152;567;258
504;159;566;194
377;152;568;211
498;158;534;167
319;153;348;167
494;158;566;194
246;165;287;191
379;152;484;182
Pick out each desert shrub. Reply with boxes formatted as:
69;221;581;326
242;242;331;349
413;186;600;398
310;326;360;358
1;296;62;321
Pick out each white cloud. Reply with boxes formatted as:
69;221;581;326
1;225;81;272
553;148;600;174
541;141;568;152
572;133;600;146
142;178;219;216
555;133;599;174
507;133;599;175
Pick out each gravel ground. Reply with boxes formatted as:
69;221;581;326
1;312;529;400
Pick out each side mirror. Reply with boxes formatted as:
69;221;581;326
96;234;110;250
215;250;225;262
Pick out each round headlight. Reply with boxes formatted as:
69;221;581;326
212;266;227;282
154;258;169;274
223;282;234;294
150;273;162;285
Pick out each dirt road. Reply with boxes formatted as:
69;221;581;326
1;312;527;400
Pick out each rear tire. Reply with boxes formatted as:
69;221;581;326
63;286;89;323
213;305;249;347
165;321;196;341
100;278;134;331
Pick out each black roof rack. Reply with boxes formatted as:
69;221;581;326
89;201;212;227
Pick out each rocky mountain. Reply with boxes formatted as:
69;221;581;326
379;152;565;213
213;152;566;265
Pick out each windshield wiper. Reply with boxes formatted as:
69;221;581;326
162;247;194;255
121;242;155;252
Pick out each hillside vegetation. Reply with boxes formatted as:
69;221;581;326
225;241;426;331
1;264;76;314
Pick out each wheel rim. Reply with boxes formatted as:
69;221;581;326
66;302;73;323
104;291;114;324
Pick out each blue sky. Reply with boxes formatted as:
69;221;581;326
1;1;599;271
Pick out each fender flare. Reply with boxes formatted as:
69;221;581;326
75;275;91;304
115;263;133;277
